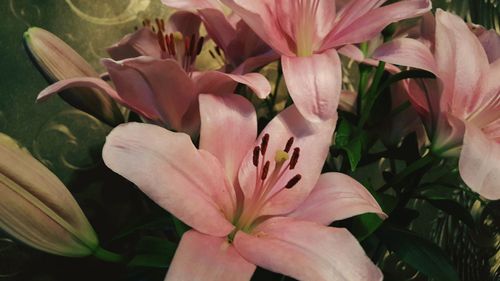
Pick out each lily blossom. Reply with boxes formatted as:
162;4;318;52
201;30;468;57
162;0;279;74
37;16;271;136
373;10;500;200
218;0;432;122
102;94;386;281
107;11;203;60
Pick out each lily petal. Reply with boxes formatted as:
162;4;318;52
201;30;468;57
161;0;220;10
219;0;294;55
194;71;271;99
107;28;161;60
103;57;195;130
166;11;203;37
234;217;383;281
288;172;386;225
166;230;255;281
282;48;342;122
476;29;500;63
238;105;336;216
458;123;500;200
323;0;431;49
102;123;234;237
231;50;280;75
434;9;489;118
198;8;237;51
199;94;257;186
373;38;437;75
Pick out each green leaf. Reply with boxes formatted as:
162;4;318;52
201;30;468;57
129;236;177;268
348;194;397;241
425;198;475;228
334;119;367;171
378;226;460;281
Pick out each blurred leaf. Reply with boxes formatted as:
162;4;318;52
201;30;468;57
129;236;177;268
172;216;190;238
378;226;460;281
425;198;475;228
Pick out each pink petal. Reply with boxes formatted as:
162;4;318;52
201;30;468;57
434;10;489;118
282;48;342;122
288;172;386;225
166;230;255;281
338;90;358;114
406;78;440;128
166;11;203;37
273;0;336;51
107;28;162;60
458;123;500;200
323;0;431;49
199;94;257;186
197;8;237;50
102;123;234;237
161;0;220;10
38;76;117;103
372;38;437;75
238;105;337;216
219;0;294;55
234;217;383;281
102;57;196;131
338;44;365;61
476;28;500;63
231;51;280;75
193;71;271;99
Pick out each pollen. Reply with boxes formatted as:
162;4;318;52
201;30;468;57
275;150;289;164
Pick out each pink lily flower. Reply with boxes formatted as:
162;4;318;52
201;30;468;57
103;94;386;280
373;10;500;200
161;0;280;74
37;15;271;136
217;0;431;122
106;11;203;61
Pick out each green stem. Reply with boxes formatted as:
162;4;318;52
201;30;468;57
358;61;386;127
271;60;283;110
378;153;435;193
93;247;124;263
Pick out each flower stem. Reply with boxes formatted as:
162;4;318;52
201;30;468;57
93;247;124;263
378;153;436;193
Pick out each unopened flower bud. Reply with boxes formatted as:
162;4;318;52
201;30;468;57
24;27;124;127
0;133;98;257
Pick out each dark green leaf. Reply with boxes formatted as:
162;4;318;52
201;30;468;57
378;226;460;281
425;198;475;228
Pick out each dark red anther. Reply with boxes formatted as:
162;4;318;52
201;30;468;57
252;146;260;167
169;34;176;56
196;37;205;55
290;147;300;169
260;134;270;156
215;46;222;56
189;34;196;56
285;174;302;189
155;18;162;31
261;161;270;180
160;19;165;31
157;30;166;52
184;36;190;54
284;137;294;152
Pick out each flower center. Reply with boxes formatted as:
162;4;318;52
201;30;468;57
235;134;302;233
277;0;320;57
145;19;204;73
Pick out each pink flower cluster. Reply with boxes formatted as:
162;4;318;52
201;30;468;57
36;0;500;280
